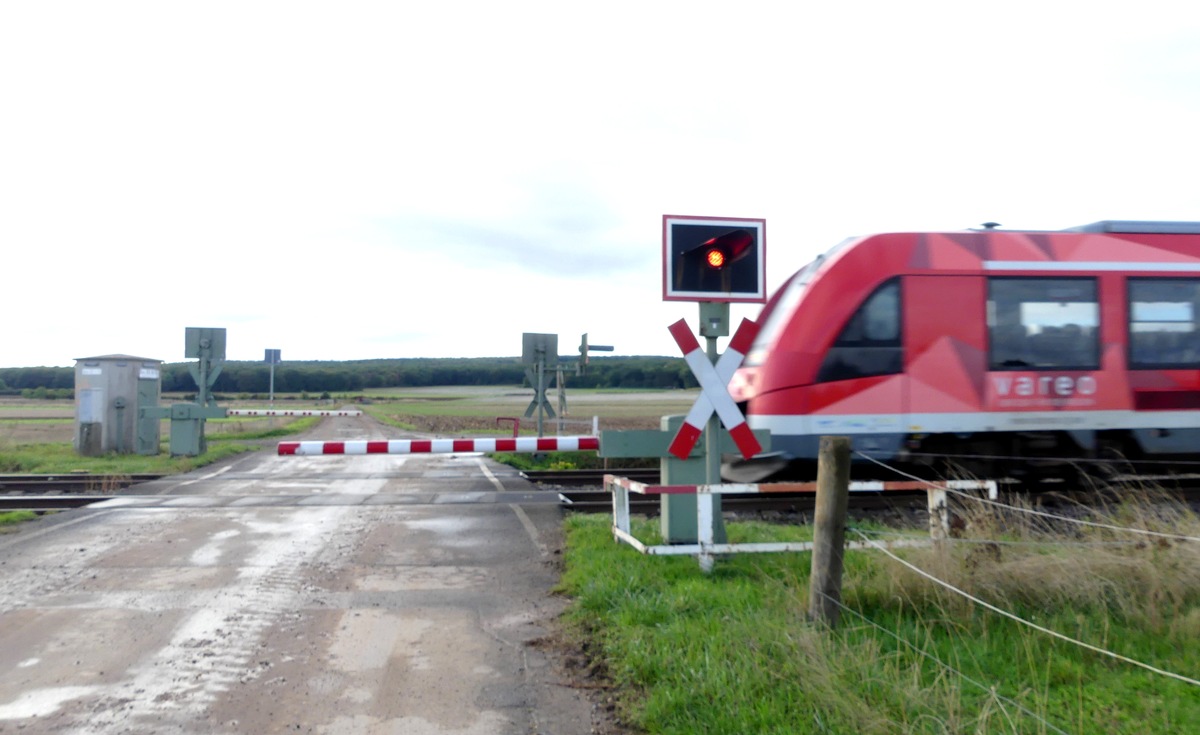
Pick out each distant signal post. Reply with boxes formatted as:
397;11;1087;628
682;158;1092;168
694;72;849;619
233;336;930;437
522;333;557;436
265;349;281;406
578;333;614;375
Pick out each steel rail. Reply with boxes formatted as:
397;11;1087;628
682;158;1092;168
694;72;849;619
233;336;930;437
0;474;164;494
0;495;117;512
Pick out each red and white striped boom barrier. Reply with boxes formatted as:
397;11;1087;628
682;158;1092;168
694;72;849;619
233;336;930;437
228;409;363;417
278;435;599;456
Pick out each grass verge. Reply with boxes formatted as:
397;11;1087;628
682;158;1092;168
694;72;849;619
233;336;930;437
0;510;37;530
0;441;253;474
0;416;319;474
490;451;656;472
559;490;1200;735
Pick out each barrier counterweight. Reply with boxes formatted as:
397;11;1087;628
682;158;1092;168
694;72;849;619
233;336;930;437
278;436;599;456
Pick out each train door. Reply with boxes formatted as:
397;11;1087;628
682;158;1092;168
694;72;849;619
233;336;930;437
903;275;988;428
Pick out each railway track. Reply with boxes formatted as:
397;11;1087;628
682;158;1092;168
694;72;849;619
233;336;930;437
0;495;109;512
0;489;936;515
556;488;941;515
536;469;1200;516
0;474;164;512
532;468;960;515
0;473;164;493
6;470;1200;516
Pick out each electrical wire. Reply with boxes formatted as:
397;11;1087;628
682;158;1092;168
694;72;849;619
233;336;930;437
849;525;1144;548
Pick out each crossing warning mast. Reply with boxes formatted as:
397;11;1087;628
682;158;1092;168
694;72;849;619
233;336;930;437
659;214;768;544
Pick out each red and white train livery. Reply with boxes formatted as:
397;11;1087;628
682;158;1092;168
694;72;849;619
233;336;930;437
729;221;1200;480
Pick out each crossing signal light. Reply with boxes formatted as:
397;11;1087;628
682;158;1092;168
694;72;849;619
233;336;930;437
663;216;766;303
699;229;753;271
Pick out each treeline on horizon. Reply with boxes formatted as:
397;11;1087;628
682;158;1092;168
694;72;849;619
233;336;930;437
0;356;699;397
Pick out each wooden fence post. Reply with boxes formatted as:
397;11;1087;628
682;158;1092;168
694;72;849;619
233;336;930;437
809;435;850;627
928;486;949;545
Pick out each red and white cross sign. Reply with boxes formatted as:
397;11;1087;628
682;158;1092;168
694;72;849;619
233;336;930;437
668;317;762;460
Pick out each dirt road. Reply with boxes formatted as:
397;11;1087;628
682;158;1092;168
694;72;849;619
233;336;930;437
0;416;616;734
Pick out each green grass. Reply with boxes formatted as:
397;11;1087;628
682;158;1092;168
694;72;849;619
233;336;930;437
0;416;319;474
0;441;252;474
358;386;696;430
560;505;1200;735
0;510;36;527
205;415;321;438
490;450;657;472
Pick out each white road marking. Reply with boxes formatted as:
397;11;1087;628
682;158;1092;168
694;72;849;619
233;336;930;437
476;458;550;558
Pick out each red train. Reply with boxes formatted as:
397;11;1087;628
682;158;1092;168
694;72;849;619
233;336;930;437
727;221;1200;482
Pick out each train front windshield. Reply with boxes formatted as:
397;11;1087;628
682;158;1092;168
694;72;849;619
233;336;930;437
743;239;853;366
744;274;806;366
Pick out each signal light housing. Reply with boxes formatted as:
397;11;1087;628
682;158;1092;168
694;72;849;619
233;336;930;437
663;215;766;303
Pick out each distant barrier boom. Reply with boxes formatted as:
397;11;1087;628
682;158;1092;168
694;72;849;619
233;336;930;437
228;409;362;417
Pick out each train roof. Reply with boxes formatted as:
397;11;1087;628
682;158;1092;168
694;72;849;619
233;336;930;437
807;220;1200;274
1064;220;1200;234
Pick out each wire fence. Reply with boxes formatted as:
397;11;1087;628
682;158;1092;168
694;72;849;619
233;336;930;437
856;449;1200;544
846;450;1200;690
816;589;1073;735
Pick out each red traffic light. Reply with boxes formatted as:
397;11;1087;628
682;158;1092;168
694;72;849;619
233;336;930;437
700;229;754;270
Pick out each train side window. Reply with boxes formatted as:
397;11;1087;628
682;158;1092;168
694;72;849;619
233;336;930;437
816;279;902;382
987;278;1099;370
1129;278;1200;368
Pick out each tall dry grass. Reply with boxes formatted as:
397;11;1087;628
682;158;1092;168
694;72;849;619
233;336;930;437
872;480;1200;634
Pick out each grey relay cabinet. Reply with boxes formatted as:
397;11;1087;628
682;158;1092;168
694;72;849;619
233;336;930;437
73;355;163;456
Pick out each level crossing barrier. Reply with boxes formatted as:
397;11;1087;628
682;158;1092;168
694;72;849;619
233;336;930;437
606;474;998;570
278;436;599;455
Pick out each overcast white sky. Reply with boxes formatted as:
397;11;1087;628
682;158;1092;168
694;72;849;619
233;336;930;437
3;1;1199;368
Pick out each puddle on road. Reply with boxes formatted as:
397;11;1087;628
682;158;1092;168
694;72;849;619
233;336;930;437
401;517;479;535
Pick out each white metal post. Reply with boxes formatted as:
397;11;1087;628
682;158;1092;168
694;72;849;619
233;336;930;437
697;490;715;573
611;477;631;538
